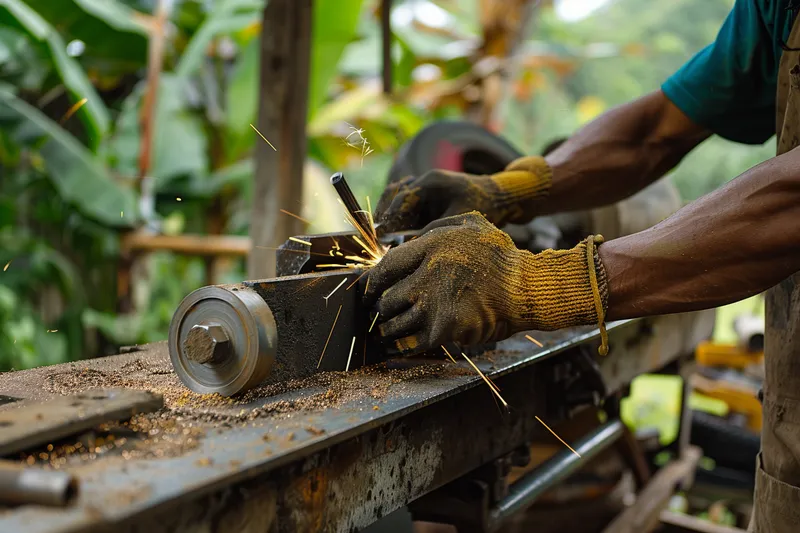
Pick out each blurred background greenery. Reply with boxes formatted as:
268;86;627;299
0;0;772;370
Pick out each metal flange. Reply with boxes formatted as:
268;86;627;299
168;285;277;396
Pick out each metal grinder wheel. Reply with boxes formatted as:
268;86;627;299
168;286;277;396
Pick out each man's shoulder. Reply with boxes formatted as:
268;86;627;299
755;0;795;40
660;0;794;145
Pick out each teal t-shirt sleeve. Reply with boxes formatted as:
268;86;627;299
662;0;777;145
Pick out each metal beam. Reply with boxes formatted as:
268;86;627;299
0;311;712;532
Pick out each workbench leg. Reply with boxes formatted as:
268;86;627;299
673;361;695;458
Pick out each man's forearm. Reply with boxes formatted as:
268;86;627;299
600;146;800;320
539;90;710;215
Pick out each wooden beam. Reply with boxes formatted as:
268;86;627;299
121;232;251;257
601;446;702;533
660;510;747;533
248;0;313;279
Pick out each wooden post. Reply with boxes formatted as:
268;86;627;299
248;0;313;280
117;0;169;314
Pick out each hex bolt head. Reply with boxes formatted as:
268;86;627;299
183;323;231;364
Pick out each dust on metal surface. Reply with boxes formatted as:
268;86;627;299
0;389;163;456
0;320;638;533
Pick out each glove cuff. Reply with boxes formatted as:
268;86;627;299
508;235;610;353
488;155;552;225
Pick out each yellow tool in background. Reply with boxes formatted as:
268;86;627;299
692;312;764;433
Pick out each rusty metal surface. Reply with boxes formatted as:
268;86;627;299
244;270;377;379
0;389;163;457
0;314;707;533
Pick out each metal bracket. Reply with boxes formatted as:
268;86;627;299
0;388;163;457
410;420;626;532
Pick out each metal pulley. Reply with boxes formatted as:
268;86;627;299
168;285;277;396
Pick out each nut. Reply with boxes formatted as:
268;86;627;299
183;323;230;364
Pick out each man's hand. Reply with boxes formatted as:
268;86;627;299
374;156;552;235
364;212;608;356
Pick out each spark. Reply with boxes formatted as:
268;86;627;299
3;260;11;272
280;209;311;224
255;246;333;259
343;254;372;264
316;264;349;269
525;334;543;348
176;197;182;202
366;196;375;229
289;237;313;246
351;235;381;262
318;304;343;368
46;330;58;333
60;97;88;124
344;123;374;167
460;351;507;408
369;312;380;333
121;211;124;218
250;123;277;151
346;269;369;290
323;278;348;306
365;275;370;294
343;211;385;265
440;345;457;364
535;416;581;458
345;336;356;371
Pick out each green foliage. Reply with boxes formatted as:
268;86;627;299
175;0;262;78
224;37;259;160
502;0;767;203
0;87;139;226
0;0;110;143
110;74;208;187
309;0;364;118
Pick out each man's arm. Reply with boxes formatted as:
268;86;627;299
375;90;711;231
364;147;800;356
375;1;777;232
540;90;710;214
602;145;800;319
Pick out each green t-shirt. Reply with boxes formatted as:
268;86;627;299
661;0;797;144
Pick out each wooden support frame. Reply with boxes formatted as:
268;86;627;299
601;446;702;533
120;232;251;258
660;510;748;533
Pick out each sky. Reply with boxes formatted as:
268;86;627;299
393;0;615;28
555;0;613;22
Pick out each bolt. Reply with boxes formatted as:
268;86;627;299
183;323;230;364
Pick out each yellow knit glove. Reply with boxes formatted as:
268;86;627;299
374;156;552;235
510;233;610;354
490;155;553;225
363;212;609;357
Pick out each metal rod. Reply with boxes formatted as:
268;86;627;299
0;461;78;507
330;172;372;237
488;418;625;530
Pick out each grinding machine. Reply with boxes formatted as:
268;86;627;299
0;122;716;533
167;120;689;399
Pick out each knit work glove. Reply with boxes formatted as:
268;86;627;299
364;212;609;357
374;155;552;235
